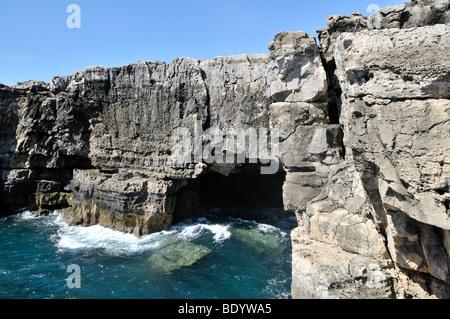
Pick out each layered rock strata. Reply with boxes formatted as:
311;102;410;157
0;0;449;299
295;0;449;299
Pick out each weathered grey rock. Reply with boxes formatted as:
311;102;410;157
61;169;190;236
333;21;450;298
289;153;398;299
267;31;328;103
0;51;277;228
266;30;339;218
291;228;395;299
317;12;368;65
368;0;450;30
0;168;72;215
200;54;270;130
0;86;92;171
49;75;72;92
289;1;450;299
316;12;369;129
334;24;450;99
14;80;49;92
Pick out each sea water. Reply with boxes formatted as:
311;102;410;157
0;211;294;299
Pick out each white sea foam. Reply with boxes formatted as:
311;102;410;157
175;224;203;241
175;222;231;243
15;210;40;220
256;223;288;239
50;213;232;255
48;211;288;256
256;223;278;233
52;214;173;255
202;224;231;243
56;223;167;255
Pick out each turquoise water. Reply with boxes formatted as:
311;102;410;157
0;211;294;299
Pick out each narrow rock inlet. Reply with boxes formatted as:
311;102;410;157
1;0;449;299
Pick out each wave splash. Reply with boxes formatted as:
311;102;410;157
40;213;285;256
11;210;288;258
4;209;292;299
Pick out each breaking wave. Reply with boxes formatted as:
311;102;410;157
3;209;293;299
45;213;287;257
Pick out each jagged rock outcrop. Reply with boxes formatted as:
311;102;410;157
333;23;450;298
368;0;450;29
1;55;275;235
290;0;449;299
0;0;449;299
317;12;368;66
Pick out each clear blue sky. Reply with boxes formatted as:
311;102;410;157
0;0;403;86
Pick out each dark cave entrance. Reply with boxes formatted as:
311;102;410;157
173;164;289;224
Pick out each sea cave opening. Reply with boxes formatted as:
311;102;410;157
173;163;293;225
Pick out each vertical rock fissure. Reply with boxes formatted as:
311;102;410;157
316;36;346;160
319;52;341;126
199;68;211;132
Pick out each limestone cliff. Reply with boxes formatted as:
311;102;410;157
0;0;449;299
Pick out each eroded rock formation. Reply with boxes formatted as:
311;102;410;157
292;1;449;299
0;0;449;299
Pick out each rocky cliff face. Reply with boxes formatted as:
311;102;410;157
299;0;449;299
1;0;449;299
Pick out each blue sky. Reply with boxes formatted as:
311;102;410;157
0;0;403;86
